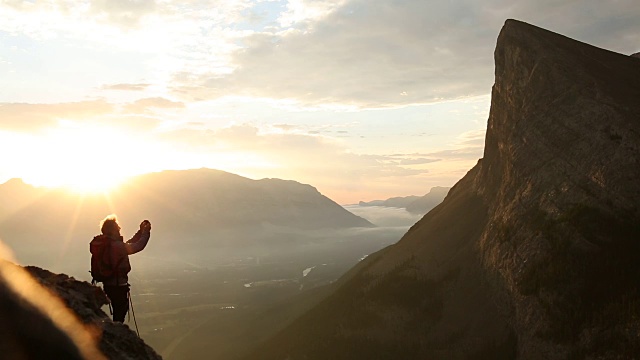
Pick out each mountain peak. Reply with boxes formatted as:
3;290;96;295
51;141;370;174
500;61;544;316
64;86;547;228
483;18;640;213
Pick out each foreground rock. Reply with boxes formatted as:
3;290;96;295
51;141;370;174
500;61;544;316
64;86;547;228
25;266;162;360
0;259;161;360
246;19;640;359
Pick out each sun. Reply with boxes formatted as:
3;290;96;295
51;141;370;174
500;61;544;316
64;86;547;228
18;124;153;194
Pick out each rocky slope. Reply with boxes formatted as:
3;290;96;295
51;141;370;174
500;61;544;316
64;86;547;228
245;19;640;359
0;259;161;359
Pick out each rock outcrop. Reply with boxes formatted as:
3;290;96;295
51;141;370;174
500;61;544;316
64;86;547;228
246;19;640;359
0;259;161;360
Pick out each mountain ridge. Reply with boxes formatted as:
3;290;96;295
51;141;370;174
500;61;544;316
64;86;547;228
357;186;450;214
0;168;373;271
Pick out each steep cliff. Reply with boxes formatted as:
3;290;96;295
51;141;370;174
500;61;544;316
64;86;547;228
0;259;161;360
247;19;640;359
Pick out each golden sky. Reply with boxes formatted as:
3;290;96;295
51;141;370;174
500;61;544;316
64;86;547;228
1;0;638;204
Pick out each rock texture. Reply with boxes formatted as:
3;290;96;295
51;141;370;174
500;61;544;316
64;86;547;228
246;19;640;359
0;260;161;359
23;266;162;360
0;260;102;360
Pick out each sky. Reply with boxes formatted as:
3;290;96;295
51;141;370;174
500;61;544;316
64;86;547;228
1;0;639;204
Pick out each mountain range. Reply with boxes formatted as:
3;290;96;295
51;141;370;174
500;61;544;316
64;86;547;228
0;169;372;272
358;186;450;214
245;19;640;359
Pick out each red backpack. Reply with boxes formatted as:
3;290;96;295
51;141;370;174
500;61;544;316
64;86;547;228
90;235;115;284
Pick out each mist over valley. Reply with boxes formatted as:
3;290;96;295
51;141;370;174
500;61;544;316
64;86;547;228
0;169;436;359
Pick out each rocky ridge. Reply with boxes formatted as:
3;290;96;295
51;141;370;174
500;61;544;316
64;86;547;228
24;266;163;360
0;259;161;360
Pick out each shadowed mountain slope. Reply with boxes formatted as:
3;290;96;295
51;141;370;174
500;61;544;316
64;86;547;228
246;19;640;359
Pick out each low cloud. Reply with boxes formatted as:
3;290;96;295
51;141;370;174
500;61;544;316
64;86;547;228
123;97;185;114
101;83;151;91
0;100;114;131
156;123;483;203
343;205;423;227
397;158;440;166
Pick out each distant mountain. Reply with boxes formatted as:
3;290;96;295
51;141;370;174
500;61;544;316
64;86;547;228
358;187;450;214
358;195;420;208
0;169;372;269
405;186;449;214
246;19;640;359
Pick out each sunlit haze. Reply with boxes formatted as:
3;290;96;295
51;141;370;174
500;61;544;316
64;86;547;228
1;1;638;203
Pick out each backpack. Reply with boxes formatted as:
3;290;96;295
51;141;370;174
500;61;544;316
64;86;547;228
90;235;116;284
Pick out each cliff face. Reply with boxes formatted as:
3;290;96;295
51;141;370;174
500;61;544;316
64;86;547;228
247;20;640;359
0;260;161;360
473;18;640;357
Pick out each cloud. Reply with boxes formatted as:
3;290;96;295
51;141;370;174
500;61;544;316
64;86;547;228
425;129;486;161
398;158;440;166
154;123;476;203
101;83;151;91
5;1;639;108
159;123;431;176
90;0;158;27
0;99;168;133
123;97;186;114
343;205;423;227
170;0;640;107
0;100;114;131
170;0;497;106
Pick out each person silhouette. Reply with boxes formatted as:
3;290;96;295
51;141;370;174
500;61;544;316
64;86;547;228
94;215;151;322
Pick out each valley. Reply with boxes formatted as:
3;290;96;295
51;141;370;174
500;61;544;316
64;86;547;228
102;207;412;359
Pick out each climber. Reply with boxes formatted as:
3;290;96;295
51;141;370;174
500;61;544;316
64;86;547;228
90;215;151;322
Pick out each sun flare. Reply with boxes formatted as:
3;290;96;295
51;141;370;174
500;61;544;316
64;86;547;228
15;124;154;194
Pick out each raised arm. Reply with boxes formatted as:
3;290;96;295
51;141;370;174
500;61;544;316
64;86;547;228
125;220;151;255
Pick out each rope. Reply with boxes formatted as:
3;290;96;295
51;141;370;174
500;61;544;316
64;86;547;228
128;289;140;337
